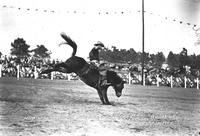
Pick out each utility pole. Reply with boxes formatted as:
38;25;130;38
141;0;145;85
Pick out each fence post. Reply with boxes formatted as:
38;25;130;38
51;72;54;80
0;64;2;78
67;74;71;81
184;76;187;89
128;72;131;84
170;75;173;88
17;65;20;79
197;78;199;90
156;74;159;87
143;74;145;86
34;66;38;79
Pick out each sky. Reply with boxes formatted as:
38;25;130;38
0;0;200;60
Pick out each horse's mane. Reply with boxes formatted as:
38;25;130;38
106;70;123;84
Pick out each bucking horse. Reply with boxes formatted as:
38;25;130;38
41;33;125;105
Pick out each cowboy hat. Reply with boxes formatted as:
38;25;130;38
94;41;105;47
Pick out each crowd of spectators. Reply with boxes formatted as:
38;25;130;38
0;55;200;88
0;55;53;78
127;65;199;88
0;55;78;80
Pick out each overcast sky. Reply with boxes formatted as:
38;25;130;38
0;0;200;60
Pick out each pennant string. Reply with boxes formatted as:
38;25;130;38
0;4;198;28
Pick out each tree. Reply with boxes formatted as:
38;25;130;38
189;54;197;69
100;46;152;64
110;46;124;63
100;46;127;63
190;54;200;69
167;51;180;68
32;45;51;58
10;38;30;59
142;52;151;65
124;48;140;64
179;48;190;67
150;52;165;68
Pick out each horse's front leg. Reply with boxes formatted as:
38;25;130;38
102;89;111;105
97;89;105;104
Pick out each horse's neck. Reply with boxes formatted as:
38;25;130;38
106;71;121;84
107;76;114;84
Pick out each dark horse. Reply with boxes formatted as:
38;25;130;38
41;33;125;105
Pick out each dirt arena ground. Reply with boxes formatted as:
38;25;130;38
0;77;200;136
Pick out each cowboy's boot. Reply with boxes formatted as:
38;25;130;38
100;70;111;87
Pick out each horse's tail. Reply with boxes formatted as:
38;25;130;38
59;32;77;57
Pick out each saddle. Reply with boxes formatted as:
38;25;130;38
89;62;111;87
89;62;109;75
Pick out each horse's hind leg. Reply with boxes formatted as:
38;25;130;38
97;90;105;104
40;68;54;74
54;63;71;73
53;62;67;69
41;62;70;74
102;89;111;105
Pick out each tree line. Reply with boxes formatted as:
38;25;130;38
100;46;200;70
100;46;165;68
1;38;51;64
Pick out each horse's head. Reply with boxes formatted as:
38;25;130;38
106;70;126;97
113;80;126;97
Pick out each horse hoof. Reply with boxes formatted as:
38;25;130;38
104;102;111;105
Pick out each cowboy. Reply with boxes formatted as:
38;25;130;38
89;41;104;65
89;41;109;86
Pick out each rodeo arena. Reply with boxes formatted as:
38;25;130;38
0;0;200;136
